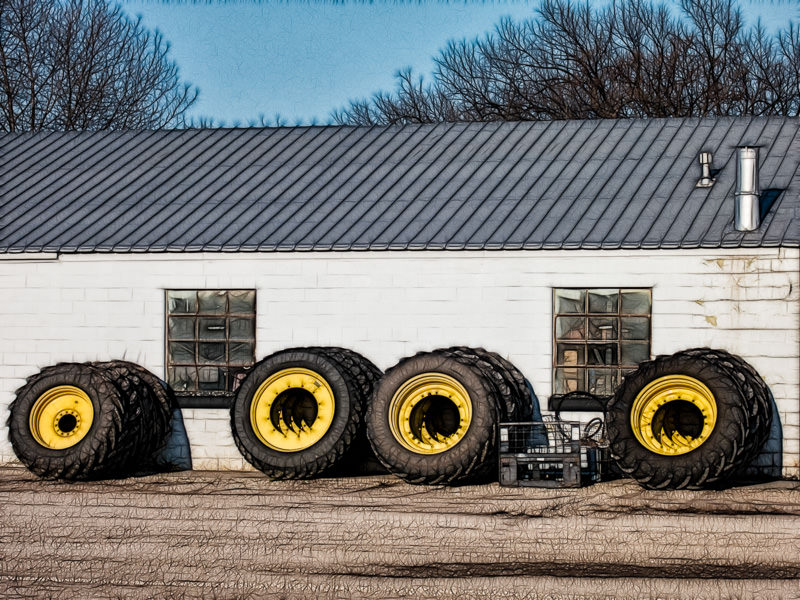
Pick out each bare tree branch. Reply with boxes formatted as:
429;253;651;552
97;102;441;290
0;0;197;132
333;0;800;125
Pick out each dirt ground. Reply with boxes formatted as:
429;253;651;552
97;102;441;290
1;466;799;599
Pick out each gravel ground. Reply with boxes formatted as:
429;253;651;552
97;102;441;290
1;466;799;599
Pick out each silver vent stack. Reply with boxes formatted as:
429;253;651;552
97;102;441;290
696;152;714;188
735;147;760;231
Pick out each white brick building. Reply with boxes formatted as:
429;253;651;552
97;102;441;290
1;118;798;476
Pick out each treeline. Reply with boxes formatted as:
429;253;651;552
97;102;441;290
333;0;800;125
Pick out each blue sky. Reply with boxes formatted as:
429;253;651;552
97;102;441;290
120;1;794;126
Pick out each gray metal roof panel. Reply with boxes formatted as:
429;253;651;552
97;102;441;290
342;123;465;249
51;129;217;252
658;119;737;247
17;133;192;249
185;128;316;250
484;120;590;248
393;122;507;247
286;127;427;250
1;117;798;253
639;120;720;246
435;122;540;247
555;120;653;247
606;118;703;248
247;126;377;249
535;120;631;248
131;129;277;250
1;130;118;224
374;123;488;249
317;126;435;248
215;127;341;249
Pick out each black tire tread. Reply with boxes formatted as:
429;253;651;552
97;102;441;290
230;347;375;479
366;350;501;485
607;348;772;490
8;363;125;480
92;361;173;472
440;346;533;421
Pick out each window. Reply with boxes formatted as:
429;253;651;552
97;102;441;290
553;288;651;396
166;290;256;394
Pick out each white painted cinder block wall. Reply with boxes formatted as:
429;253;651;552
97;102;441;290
1;248;798;476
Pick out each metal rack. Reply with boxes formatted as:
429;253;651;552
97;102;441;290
498;421;604;488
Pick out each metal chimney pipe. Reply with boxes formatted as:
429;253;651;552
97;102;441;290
735;147;760;231
697;152;714;188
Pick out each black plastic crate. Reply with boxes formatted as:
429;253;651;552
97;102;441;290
498;421;603;488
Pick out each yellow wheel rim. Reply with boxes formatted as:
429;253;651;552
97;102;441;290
249;368;335;452
29;385;94;450
630;375;717;456
388;373;473;455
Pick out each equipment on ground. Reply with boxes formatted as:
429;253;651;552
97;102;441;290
8;346;772;490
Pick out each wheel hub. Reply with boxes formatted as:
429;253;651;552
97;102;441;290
630;375;717;456
250;368;335;452
29;386;94;449
388;373;473;454
54;409;80;436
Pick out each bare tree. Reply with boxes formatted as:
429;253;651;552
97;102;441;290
0;0;197;132
333;0;800;125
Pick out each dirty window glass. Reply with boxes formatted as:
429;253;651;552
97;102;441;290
229;290;256;313
588;289;618;313
621;290;651;314
553;288;651;396
555;289;585;314
556;316;585;340
166;290;256;393
198;291;227;314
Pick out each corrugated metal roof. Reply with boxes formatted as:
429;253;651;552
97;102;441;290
1;117;798;253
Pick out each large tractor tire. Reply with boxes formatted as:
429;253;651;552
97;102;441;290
440;346;533;421
8;361;173;480
230;347;377;479
606;348;772;490
92;360;175;469
366;349;506;485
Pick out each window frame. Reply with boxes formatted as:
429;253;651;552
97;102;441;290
165;289;256;406
552;287;652;398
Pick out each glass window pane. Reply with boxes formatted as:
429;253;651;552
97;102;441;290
621;290;651;314
588;289;619;313
586;343;618;365
621;317;650;340
229;290;255;314
168;367;197;392
198;342;226;364
555;367;584;394
587;368;618;395
621;342;649;365
198;367;225;391
169;317;195;340
555;289;585;314
588;317;618;340
198;317;226;340
169;341;195;364
198;290;227;314
168;291;197;314
229;317;254;340
556;316;585;340
229;342;254;365
556;343;585;366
